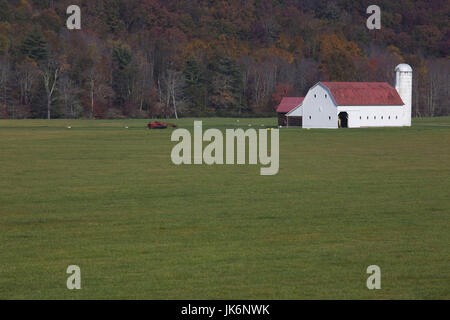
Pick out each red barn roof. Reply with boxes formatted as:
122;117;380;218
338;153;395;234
321;82;404;106
276;97;304;113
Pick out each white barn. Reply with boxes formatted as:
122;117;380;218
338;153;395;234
287;64;413;128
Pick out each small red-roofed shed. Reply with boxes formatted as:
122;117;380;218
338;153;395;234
276;97;304;127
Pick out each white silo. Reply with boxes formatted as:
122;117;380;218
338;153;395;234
395;64;413;127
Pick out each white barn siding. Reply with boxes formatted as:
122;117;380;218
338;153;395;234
286;105;302;117
302;85;338;129
337;106;406;128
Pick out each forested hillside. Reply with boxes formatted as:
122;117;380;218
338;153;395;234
0;0;448;119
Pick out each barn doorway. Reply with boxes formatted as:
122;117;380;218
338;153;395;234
338;112;348;128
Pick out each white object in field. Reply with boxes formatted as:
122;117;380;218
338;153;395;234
125;126;129;129
395;63;413;127
67;126;71;129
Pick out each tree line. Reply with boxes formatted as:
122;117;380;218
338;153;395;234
0;0;448;119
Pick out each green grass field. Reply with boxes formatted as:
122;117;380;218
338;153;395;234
0;117;449;299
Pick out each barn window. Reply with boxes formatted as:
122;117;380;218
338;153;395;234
325;94;328;98
381;116;384;119
374;116;376;119
309;116;312;120
396;116;398;119
389;116;391;119
360;116;362;120
314;94;317;98
367;116;369;120
329;116;331;120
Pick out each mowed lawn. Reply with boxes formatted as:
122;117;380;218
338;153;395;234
0;117;449;300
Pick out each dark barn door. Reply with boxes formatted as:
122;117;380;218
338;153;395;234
338;112;349;128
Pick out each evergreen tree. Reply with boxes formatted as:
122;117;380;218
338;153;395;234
183;57;206;114
208;55;244;114
20;27;48;64
112;44;135;108
113;45;132;70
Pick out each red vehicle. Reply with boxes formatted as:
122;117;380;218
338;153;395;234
147;121;177;129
